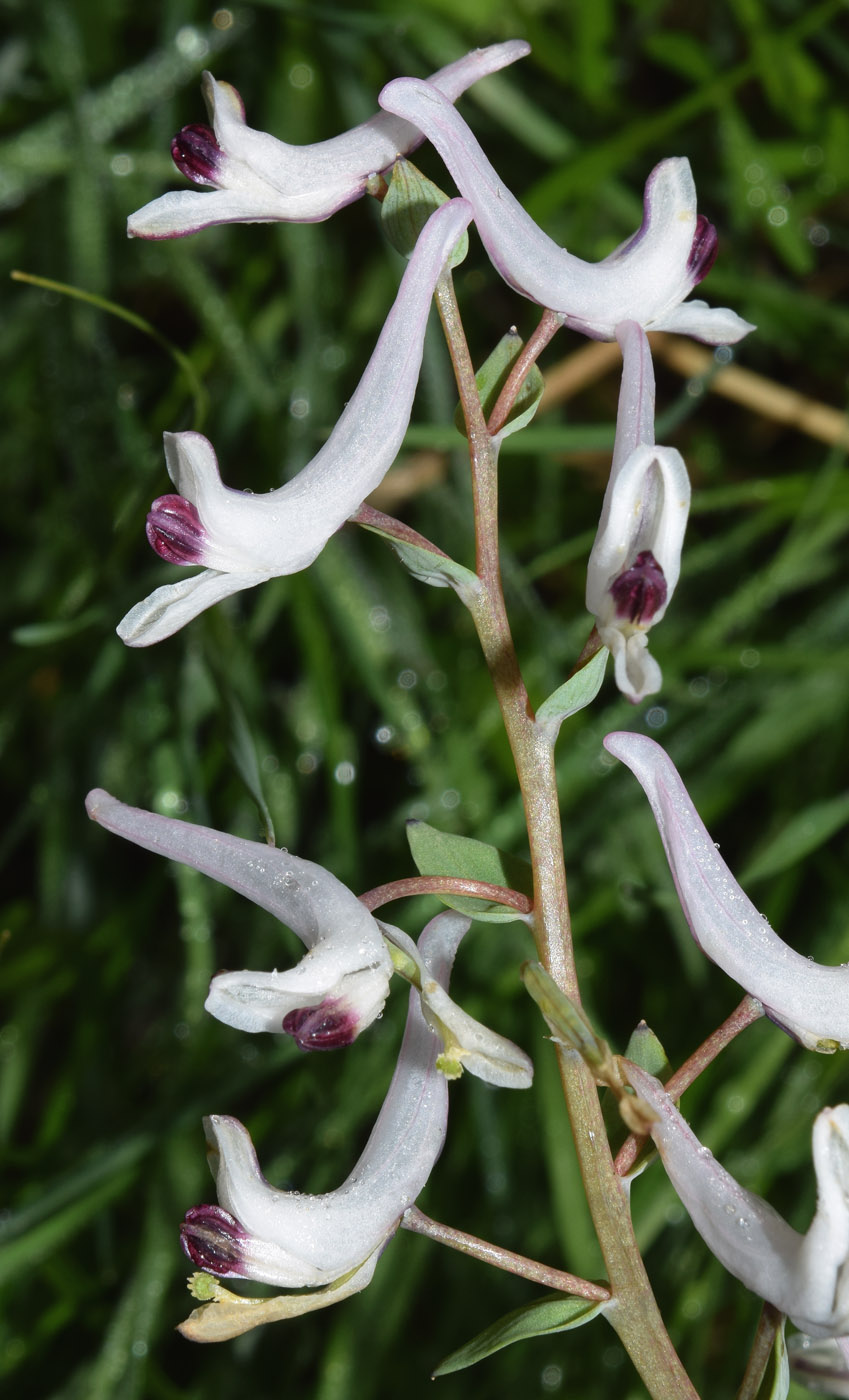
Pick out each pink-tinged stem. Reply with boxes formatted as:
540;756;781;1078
359;875;532;916
486;307;563;437
615;996;763;1176
433;268;699;1400
402;1206;610;1302
350;501;451;557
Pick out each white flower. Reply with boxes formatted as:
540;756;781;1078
128;43;530;237
178;912;465;1340
85;788;393;1049
603;732;849;1052
117;198;472;646
586;322;690;701
628;1062;849;1340
378;78;754;345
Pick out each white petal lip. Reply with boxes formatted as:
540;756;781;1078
117;197;473;646
196;912;463;1289
628;1063;849;1337
585;322;690;703
127;42;530;237
603;732;849;1050
379;917;534;1089
84;789;393;1038
378;77;755;344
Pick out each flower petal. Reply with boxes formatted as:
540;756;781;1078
603;732;849;1051
84;790;393;1043
120;198;473;646
187;912;457;1291
380;917;534;1088
128;43;530;237
378;78;754;344
628;1063;849;1337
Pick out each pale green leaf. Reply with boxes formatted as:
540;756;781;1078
406;821;532;922
433;1293;605;1376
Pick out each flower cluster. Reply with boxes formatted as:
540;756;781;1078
98;33;787;1355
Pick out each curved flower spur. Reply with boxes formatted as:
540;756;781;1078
604;732;849;1051
627;1062;849;1342
85;790;533;1081
178;912;465;1341
586;321;690;702
127;42;530;238
85;788;394;1049
378;77;755;345
117;197;473;647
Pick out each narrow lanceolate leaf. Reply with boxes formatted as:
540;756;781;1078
453;331;545;440
433;1293;606;1375
405;821;533;922
536;647;609;733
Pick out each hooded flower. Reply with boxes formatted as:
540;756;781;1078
127;42;530;238
117;198;473;646
586;321;689;702
178;912;465;1341
378;78;755;345
603;732;849;1052
628;1062;849;1339
85;788;394;1050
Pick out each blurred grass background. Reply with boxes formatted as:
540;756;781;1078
3;0;849;1395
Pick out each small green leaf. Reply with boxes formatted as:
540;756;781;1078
359;519;481;601
433;1293;605;1376
381;159;468;267
406;822;532;922
537;648;609;732
454;331;545;440
756;1316;789;1400
602;1021;670;1169
523;962;611;1071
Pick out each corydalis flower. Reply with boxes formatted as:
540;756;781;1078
378;78;754;344
118;198;473;646
128;43;529;238
604;732;849;1051
179;912;462;1341
586;321;689;701
85;789;393;1050
628;1062;849;1339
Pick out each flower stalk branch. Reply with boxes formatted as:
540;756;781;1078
359;875;532;915
402;1206;610;1301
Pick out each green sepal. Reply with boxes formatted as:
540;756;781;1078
601;1021;671;1172
756;1316;789;1400
433;1293;605;1376
536;647;609;733
358;518;481;601
406;821;533;923
381;158;468;267
453;331;545;440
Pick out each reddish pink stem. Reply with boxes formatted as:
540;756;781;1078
359;874;532;915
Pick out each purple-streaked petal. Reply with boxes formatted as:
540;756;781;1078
379;78;754;344
128;43;529;237
603;732;849;1051
628;1063;849;1337
380;917;533;1088
85;790;393;1043
146;495;207;565
206;963;389;1043
194;913;458;1290
119;199;473;647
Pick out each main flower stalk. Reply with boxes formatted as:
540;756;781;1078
434;271;698;1398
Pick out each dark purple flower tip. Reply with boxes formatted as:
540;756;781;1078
180;1203;247;1275
282;1000;359;1052
146;494;207;565
688;214;718;283
610;550;668;625
171;124;223;187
